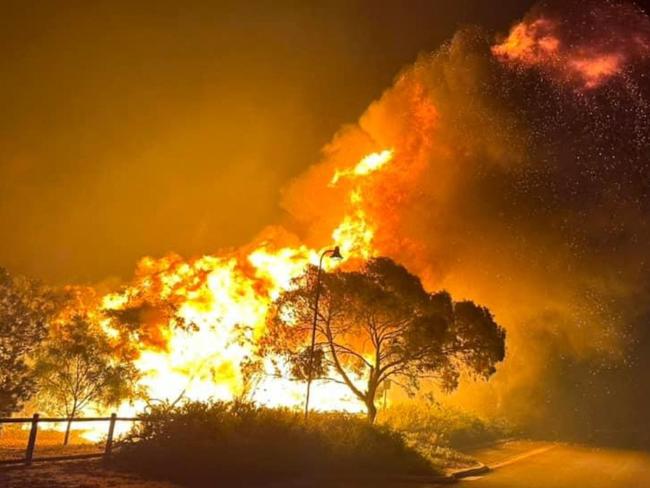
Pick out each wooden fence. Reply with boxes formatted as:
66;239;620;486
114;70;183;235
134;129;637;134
0;413;141;466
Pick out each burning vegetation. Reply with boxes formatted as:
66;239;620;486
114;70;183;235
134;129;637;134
265;258;505;422
1;144;507;436
2;0;650;454
492;1;650;89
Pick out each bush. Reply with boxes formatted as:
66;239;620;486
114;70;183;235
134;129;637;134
112;401;435;485
378;402;514;450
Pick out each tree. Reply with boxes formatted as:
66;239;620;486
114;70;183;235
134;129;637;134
104;300;196;406
265;257;506;423
0;268;58;417
35;315;141;445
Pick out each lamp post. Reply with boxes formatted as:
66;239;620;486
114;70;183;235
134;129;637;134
304;246;343;420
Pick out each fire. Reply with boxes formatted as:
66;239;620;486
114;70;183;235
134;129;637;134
492;4;650;90
569;54;622;88
330;149;394;259
330;149;394;184
491;18;559;62
35;149;394;442
24;1;650;446
58;149;394;440
45;150;394;442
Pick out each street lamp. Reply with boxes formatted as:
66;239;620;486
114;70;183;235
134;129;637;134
304;246;343;420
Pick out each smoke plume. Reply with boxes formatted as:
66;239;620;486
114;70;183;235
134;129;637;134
283;0;650;440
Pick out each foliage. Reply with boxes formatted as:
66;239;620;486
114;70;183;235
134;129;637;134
264;257;506;422
113;401;436;485
35;315;141;443
378;401;515;450
104;299;196;361
0;267;59;416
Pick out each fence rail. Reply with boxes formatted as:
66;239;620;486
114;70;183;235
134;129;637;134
0;413;142;466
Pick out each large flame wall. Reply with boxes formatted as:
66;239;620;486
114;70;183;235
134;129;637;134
57;0;650;438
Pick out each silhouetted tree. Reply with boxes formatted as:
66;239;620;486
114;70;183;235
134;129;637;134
0;268;58;417
104;300;196;406
104;300;196;359
265;257;506;422
35;316;141;445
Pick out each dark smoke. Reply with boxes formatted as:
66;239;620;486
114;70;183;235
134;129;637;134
284;0;650;445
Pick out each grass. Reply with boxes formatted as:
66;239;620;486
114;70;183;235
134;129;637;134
402;433;478;470
111;401;438;486
378;402;514;450
0;424;102;462
375;401;515;472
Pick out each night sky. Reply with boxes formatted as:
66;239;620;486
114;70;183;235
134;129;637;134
0;0;533;283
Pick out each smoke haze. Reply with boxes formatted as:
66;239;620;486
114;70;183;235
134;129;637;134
0;0;530;283
2;0;650;442
284;0;650;440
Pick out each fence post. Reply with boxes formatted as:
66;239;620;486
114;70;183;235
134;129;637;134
104;413;117;458
25;413;39;465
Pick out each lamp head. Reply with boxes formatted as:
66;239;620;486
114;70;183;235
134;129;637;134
330;246;343;260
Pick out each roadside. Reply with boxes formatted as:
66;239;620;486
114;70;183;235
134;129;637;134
464;440;557;467
7;439;644;487
0;440;531;488
459;441;650;487
444;440;559;482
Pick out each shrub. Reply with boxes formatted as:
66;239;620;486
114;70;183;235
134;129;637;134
112;401;435;485
378;402;514;449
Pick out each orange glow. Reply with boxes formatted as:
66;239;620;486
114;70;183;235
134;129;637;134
491;19;559;62
569;54;622;88
330;149;394;184
44;149;395;441
492;12;650;90
57;149;395;439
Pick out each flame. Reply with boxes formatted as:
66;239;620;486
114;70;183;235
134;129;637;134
491;18;560;62
38;3;650;444
51;149;394;441
330;149;394;184
568;54;623;89
492;4;650;90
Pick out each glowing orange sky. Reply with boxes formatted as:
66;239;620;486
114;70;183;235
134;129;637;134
0;0;530;283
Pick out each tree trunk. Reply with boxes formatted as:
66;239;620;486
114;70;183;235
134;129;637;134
365;371;379;424
366;398;377;424
63;417;73;446
64;406;77;446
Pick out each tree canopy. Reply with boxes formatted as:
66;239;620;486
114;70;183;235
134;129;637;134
35;315;141;444
265;257;506;422
0;268;59;416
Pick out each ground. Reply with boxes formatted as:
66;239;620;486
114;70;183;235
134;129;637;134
0;460;179;488
0;425;166;488
462;441;650;488
1;440;650;487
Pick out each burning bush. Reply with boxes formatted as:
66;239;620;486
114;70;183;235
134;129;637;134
112;401;436;485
